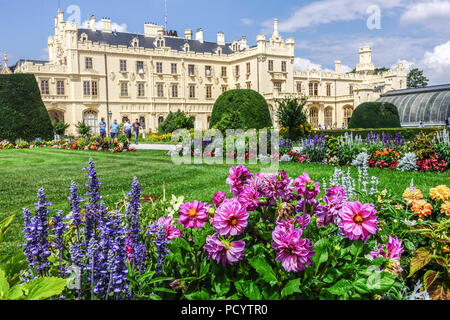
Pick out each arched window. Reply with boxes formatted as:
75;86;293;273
324;107;333;128
309;107;319;127
158;116;165;127
83;110;98;134
343;106;353;128
80;33;88;43
155;37;165;48
183;43;190;52
49;110;65;123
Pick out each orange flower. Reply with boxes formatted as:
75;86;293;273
403;187;423;205
411;200;433;218
441;201;450;216
429;185;450;201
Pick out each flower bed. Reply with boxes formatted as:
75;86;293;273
1;159;448;300
0;137;137;153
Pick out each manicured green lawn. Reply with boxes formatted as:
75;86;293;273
0;148;448;255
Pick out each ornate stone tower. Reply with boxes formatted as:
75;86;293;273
356;46;375;75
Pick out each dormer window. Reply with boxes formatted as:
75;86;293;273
131;37;139;48
80;33;88;43
155;37;165;48
231;41;240;52
183;43;190;52
216;47;223;55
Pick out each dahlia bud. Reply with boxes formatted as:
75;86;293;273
278;202;295;220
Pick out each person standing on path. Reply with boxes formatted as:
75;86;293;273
132;119;141;145
99;118;107;140
123;119;133;144
110;120;119;140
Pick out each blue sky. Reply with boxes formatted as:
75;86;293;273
1;0;450;84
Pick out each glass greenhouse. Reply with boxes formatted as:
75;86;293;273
377;84;450;127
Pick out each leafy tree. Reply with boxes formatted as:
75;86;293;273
76;122;91;137
407;68;429;88
159;110;195;134
215;111;245;133
374;67;389;75
276;96;309;140
210;90;272;130
0;74;53;142
52;121;70;136
349;102;401;129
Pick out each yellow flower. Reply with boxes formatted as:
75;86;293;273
403;187;423;205
430;185;450;201
395;204;404;210
441;201;450;216
411;200;433;218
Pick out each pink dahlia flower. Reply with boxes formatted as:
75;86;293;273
212;191;227;207
338;201;378;242
238;186;260;212
204;234;245;266
295;173;320;200
213;198;249;237
179;201;208;229
249;171;294;206
272;225;315;273
318;186;348;226
156;217;182;241
226;165;253;196
370;235;404;260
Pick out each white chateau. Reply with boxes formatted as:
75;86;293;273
1;9;408;134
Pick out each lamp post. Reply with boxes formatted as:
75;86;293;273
108;110;113;135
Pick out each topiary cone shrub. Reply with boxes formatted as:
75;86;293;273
0;74;53;142
209;89;273;130
349;102;401;129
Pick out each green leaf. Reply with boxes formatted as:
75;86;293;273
170;238;191;252
0;269;10;299
0;215;15;244
211;270;230;296
408;247;433;277
185;290;209;300
147;294;162;300
327;279;353;296
22;277;66;300
148;277;175;285
235;281;262;300
153;287;177;294
6;285;25;300
423;270;439;290
312;238;329;273
248;256;278;286
352;278;370;295
281;278;301;298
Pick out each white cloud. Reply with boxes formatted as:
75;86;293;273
420;41;450;84
240;18;253;26
80;20;128;33
294;57;322;71
400;0;450;29
269;0;406;32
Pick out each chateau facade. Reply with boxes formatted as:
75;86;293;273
3;9;407;135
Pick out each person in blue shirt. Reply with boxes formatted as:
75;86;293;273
99;118;107;140
110;120;119;139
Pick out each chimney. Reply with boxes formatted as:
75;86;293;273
101;18;111;33
89;15;96;32
240;36;247;48
217;32;225;46
157;26;165;36
57;9;64;24
196;28;204;43
273;18;279;37
144;23;158;37
185;29;193;40
335;60;341;73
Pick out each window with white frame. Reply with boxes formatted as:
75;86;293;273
56;80;65;95
85;57;93;70
157;84;164;97
156;62;163;73
171;84;178;98
282;61;287;72
120;82;128;97
137;61;144;73
40;80;49;95
188;64;195;76
189;85;195;98
206;85;212;99
274;82;282;93
83;81;90;96
221;66;227;77
91;81;98;96
120;60;127;72
138;83;145;97
268;60;274;71
205;66;212;77
83;110;98;134
171;63;177;75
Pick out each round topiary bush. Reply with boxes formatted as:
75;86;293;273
0;74;53;142
349;102;401;129
209;89;273;130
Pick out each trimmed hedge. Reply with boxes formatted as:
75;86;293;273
159;110;195;134
349;102;401;129
315;127;441;141
0;74;53;142
209;89;273;129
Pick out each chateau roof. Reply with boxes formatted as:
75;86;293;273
78;29;236;54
